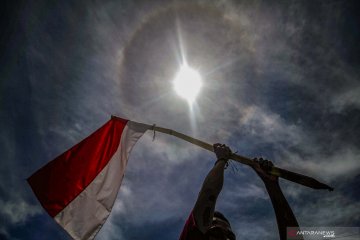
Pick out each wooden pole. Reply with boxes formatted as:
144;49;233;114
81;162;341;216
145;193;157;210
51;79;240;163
113;116;334;191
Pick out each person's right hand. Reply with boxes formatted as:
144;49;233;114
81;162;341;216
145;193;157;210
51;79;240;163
252;158;278;183
213;143;232;161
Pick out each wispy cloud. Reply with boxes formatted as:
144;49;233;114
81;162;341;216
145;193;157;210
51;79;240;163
331;85;360;112
299;191;360;226
281;147;360;181
0;199;41;225
225;183;269;200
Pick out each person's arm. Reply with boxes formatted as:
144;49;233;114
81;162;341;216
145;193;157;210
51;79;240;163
192;143;232;233
252;158;302;240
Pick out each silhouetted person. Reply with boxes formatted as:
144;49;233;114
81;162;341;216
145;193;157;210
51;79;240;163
179;143;302;240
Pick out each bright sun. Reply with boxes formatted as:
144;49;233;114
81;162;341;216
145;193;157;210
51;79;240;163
173;64;202;104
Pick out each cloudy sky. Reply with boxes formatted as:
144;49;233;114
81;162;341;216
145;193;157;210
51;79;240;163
1;0;359;239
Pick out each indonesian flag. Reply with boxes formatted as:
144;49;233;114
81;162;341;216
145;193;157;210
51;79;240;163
27;116;150;239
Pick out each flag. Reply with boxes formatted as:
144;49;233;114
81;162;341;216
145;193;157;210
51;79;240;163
27;117;150;240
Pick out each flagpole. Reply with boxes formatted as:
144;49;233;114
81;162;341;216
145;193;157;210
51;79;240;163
112;116;334;191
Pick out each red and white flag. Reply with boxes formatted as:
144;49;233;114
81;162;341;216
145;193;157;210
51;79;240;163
28;116;150;240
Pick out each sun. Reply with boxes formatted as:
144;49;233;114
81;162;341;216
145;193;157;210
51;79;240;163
173;64;202;104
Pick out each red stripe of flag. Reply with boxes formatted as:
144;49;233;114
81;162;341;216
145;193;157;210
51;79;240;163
27;118;128;217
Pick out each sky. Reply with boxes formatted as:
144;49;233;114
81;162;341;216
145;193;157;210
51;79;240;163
1;0;360;239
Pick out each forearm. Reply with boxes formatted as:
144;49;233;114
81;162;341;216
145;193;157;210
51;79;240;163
193;160;226;231
264;181;302;240
200;161;226;196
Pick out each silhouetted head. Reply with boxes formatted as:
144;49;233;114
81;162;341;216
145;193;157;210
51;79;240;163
205;211;236;240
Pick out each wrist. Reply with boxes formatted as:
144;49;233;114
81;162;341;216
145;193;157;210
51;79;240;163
257;171;279;185
214;158;228;169
263;179;280;189
215;158;227;164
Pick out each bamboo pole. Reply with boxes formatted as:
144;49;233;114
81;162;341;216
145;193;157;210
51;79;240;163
113;116;334;191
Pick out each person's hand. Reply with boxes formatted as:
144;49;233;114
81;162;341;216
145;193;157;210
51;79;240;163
252;158;278;183
213;143;232;162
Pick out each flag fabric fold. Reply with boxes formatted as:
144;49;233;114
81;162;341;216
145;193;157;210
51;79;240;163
28;117;150;240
